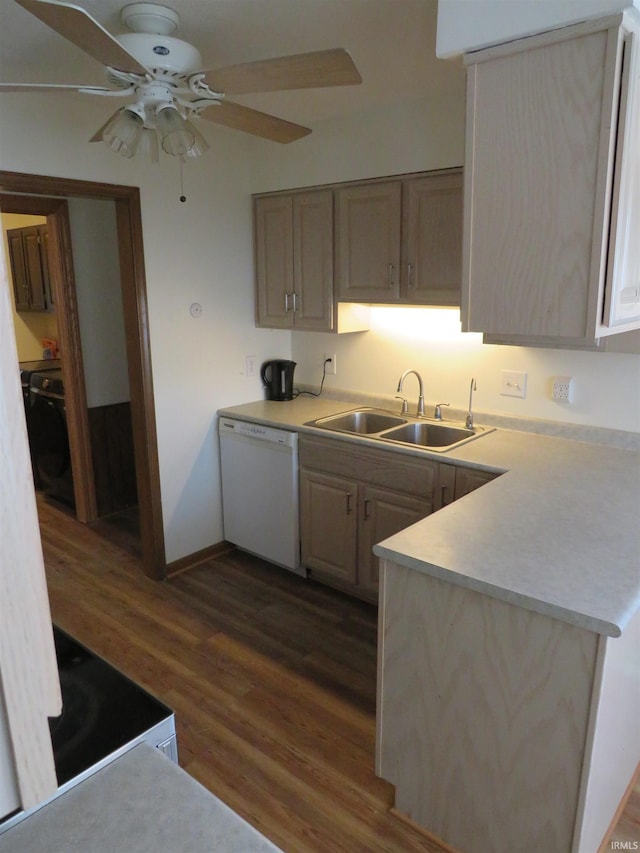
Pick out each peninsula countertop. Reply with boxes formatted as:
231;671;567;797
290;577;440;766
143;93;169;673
217;398;640;638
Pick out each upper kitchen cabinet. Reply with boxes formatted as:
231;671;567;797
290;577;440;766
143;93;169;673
462;12;640;346
7;225;52;313
403;171;463;305
255;190;333;332
336;181;402;302
336;169;463;306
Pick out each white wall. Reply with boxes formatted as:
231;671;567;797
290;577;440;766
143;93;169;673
0;92;290;563
67;198;130;408
436;0;639;57
292;309;640;433
249;94;465;192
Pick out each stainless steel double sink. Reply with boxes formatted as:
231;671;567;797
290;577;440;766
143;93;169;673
305;407;494;452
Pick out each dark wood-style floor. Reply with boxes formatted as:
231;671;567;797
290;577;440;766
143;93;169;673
38;496;639;852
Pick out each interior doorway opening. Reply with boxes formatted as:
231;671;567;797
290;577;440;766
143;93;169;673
0;171;166;580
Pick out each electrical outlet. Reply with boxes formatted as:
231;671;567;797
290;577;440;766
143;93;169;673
552;376;574;402
324;353;337;375
500;370;527;398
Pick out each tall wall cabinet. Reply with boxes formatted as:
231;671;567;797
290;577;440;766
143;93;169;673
462;11;640;347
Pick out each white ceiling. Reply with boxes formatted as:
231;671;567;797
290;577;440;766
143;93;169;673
0;0;465;129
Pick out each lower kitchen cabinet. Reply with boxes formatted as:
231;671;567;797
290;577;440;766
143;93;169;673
437;463;499;507
299;469;359;586
299;435;501;603
357;486;430;597
299;436;436;601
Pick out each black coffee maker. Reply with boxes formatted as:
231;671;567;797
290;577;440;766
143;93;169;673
261;359;296;401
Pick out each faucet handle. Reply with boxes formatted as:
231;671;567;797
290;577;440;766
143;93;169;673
395;395;409;414
433;402;450;420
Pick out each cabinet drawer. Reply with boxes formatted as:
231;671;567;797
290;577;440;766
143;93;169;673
299;435;437;501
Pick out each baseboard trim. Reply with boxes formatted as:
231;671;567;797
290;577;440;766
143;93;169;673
166;541;235;578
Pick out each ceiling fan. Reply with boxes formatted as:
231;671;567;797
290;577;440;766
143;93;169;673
1;0;362;162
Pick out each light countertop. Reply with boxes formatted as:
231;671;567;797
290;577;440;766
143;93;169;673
218;398;640;638
0;744;281;853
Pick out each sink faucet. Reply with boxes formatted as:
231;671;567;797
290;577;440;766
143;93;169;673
466;378;477;429
433;402;450;421
397;370;425;418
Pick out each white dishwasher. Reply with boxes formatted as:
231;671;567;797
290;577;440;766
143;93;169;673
218;417;304;575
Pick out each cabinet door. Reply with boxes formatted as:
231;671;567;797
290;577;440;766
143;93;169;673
462;23;622;343
403;172;463;305
336;182;401;301
7;229;29;311
358;486;431;597
22;226;47;311
603;25;640;331
39;226;54;310
454;468;497;500
255;195;293;328
300;469;358;585
292;190;334;331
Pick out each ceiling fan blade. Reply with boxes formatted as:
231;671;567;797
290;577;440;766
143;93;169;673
204;48;362;96
0;82;110;92
15;0;149;74
199;101;311;144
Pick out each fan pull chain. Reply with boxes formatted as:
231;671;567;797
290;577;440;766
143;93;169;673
179;157;186;203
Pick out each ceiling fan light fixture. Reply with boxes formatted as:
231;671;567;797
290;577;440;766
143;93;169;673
182;120;209;159
138;126;160;163
102;106;143;158
156;103;195;156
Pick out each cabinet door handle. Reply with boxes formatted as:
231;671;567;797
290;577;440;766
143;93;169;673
441;483;450;506
388;264;395;287
363;498;370;520
292;291;298;313
407;263;414;288
284;292;290;312
346;492;353;514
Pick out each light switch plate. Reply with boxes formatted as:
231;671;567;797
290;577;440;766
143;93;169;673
501;370;527;398
245;355;257;378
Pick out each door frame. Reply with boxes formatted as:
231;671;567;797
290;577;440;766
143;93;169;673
0;171;166;580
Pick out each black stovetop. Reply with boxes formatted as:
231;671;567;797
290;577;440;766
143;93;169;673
50;626;171;786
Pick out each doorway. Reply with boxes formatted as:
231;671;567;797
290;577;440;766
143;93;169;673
0;171;166;580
